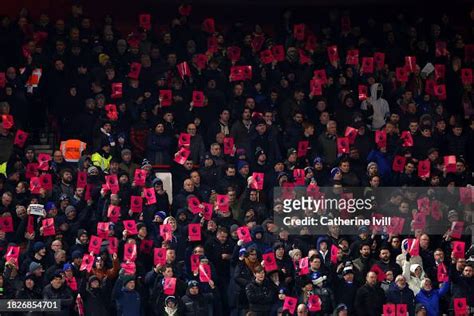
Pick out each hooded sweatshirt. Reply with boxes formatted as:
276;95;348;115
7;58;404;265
361;83;390;130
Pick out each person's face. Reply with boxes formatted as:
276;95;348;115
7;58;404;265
242;109;251;120
121;152;132;163
419;235;429;248
187;124;197;136
52;151;63;163
391;239;400;250
190;172;200;184
183;179;194;192
155;124;165;134
25;279;34;289
399;202;409;214
126;280;135;290
2;194;12;206
248;251;258;263
434;250;444;263
227;191;236;203
95;257;104;269
396;277;406;288
220;111;230;122
163;267;174;278
370;176;380;187
226;167;236;177
163;113;173;122
189;286;199;295
255;270;265;282
405;163;415;174
79;234;88;244
360;246;370;258
421;129;431;137
210;145;221;156
304;126;315;136
51;277;63;289
461;265;473;278
276;247;285;258
310;258;321;269
216;231;227;243
264;112;273;123
456;162;466;173
366;272;377;286
138;226;147;238
166;249;176;262
380;249;390;262
294;113;304;123
16;205;26;218
249;191;258;202
240;164;249;176
319;242;328;251
104;192;119;205
409;122;418;133
245;98;255;109
339;162;350;173
233;84;243;96
435;120;446;132
15;182;25;194
63;171;73;183
422;279;432;291
184;160;194;170
51;241;62;252
453;127;462;136
55;59;65;71
25;149;35;160
327;122;337;134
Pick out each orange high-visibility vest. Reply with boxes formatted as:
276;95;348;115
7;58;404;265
60;139;87;162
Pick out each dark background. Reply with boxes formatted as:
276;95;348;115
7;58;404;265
1;0;472;34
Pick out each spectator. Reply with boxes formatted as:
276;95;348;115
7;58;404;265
415;278;450;316
386;275;415;315
354;271;386;316
245;265;276;314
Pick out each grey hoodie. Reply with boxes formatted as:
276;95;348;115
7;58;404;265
361;83;390;130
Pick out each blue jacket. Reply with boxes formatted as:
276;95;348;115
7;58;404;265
415;282;450;316
113;278;142;316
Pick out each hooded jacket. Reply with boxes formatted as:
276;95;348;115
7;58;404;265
415;281;450;316
361;83;390;130
402;262;426;295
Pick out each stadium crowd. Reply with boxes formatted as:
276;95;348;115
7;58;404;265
0;2;473;316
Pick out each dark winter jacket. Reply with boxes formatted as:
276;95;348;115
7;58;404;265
354;283;386;316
